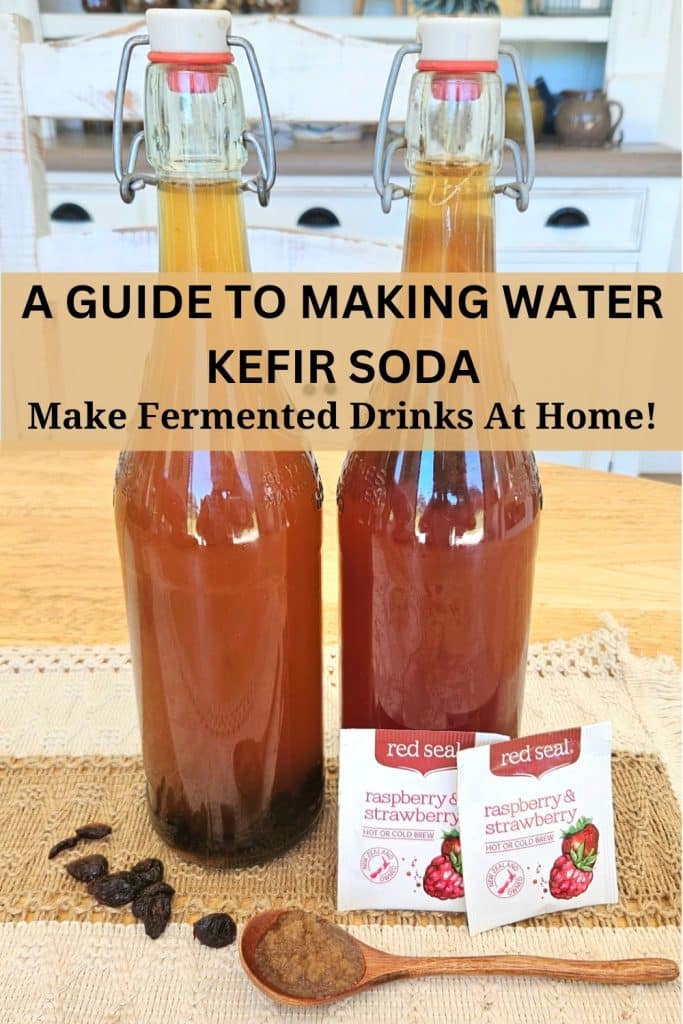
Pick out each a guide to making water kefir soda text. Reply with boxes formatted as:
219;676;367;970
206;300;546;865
3;274;681;452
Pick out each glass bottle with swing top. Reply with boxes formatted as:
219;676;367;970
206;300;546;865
112;10;324;866
338;17;542;737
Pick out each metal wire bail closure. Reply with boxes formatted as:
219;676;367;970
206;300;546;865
373;42;420;215
373;39;535;214
496;44;535;213
113;33;277;207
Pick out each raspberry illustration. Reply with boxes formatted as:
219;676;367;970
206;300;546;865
423;852;464;900
561;817;599;860
548;850;595;901
440;828;462;860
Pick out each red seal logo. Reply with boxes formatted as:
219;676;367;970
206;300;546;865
360;848;399;885
486;860;525;899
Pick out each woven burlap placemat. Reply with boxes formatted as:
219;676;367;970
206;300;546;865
0;620;679;1023
0;750;679;930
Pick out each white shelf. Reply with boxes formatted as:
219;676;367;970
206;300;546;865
293;15;611;43
40;13;611;45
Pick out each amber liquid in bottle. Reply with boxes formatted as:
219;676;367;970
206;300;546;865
115;180;324;865
339;158;542;737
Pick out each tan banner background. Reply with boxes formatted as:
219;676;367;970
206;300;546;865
2;273;680;451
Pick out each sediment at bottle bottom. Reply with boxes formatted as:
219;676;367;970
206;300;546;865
147;762;325;868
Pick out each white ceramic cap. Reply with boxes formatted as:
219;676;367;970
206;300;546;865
146;9;232;54
417;16;500;63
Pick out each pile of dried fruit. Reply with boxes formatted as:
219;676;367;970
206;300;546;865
49;823;237;947
88;858;174;938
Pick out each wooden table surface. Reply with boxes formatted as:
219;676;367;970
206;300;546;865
0;452;679;661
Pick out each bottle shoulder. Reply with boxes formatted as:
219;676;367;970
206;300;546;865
115;450;322;541
339;450;541;497
338;450;541;540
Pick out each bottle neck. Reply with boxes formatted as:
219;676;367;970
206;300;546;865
401;68;503;273
402;160;495;273
158;181;250;272
145;58;251;273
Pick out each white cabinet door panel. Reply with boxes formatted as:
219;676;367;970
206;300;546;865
496;186;646;253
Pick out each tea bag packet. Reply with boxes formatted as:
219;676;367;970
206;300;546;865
457;722;618;934
337;729;507;912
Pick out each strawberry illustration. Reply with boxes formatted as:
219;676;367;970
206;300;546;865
561;817;599;860
423;852;464;900
549;847;596;901
440;828;461;860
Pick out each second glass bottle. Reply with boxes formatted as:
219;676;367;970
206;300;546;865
338;17;542;738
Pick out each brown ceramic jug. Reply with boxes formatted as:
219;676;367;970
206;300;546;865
555;89;624;147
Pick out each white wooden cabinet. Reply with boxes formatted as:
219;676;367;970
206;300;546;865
498;176;679;271
47;171;156;230
46;172;679;274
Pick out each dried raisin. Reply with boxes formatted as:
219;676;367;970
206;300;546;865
131;858;163;887
193;913;237;949
66;855;109;883
75;823;112;841
88;871;142;908
132;882;175;920
48;835;79;860
141;894;172;940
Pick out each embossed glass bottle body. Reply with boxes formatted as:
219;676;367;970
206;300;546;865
114;49;323;864
338;67;542;737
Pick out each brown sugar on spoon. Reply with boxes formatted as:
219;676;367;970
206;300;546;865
253;911;365;999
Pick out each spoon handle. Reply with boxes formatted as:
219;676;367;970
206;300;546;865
383;954;679;986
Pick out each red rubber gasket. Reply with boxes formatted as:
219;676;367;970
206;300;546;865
148;51;234;64
417;59;498;72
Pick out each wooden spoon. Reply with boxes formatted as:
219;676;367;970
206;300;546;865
240;909;679;1008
